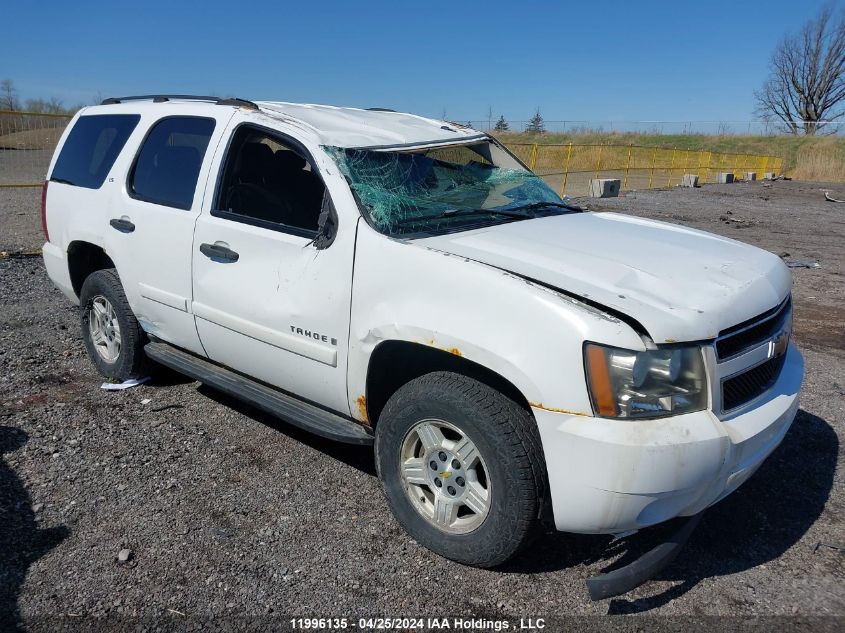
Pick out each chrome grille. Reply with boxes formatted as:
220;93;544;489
714;296;791;413
716;297;791;361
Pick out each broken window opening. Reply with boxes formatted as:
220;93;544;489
326;142;566;236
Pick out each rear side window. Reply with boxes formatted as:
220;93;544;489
129;117;215;210
51;114;140;189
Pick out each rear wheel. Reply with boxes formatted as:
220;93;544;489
375;371;548;568
79;269;149;381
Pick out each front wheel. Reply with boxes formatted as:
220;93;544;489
375;372;548;568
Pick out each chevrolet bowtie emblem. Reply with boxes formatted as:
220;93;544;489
771;330;789;358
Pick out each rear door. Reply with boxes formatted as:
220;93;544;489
104;110;234;356
191;120;355;414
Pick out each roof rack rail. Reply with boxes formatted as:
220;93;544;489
100;95;258;109
366;107;396;112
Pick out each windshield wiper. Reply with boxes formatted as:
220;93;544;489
508;201;584;213
394;207;531;226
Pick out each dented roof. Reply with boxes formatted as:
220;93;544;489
88;96;484;150
255;101;485;149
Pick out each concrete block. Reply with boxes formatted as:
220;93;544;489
717;172;734;184
589;178;621;198
681;174;699;188
764;172;776;180
745;172;757;181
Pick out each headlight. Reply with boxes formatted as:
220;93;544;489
584;343;708;419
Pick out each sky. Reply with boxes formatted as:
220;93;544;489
2;0;838;123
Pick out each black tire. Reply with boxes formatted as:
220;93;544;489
375;371;548;568
79;268;149;381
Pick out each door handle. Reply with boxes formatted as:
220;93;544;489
109;218;135;233
200;242;239;262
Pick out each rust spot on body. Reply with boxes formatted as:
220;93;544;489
421;339;462;357
530;402;591;417
356;395;371;426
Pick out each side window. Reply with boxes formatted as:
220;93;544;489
51;114;140;189
214;126;326;235
129;117;215;210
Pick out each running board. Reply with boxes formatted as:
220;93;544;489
144;342;374;446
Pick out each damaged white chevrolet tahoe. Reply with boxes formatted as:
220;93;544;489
41;96;802;596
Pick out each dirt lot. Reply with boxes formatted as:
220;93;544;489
0;180;843;629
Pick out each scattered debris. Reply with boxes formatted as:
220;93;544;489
824;191;845;203
783;259;821;269
0;249;42;260
719;214;756;227
141;398;151;405
813;541;845;553
117;548;133;563
32;503;43;513
101;377;150;391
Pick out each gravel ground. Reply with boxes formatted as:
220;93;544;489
0;186;41;255
0;179;843;630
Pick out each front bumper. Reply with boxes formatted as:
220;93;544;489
534;343;803;534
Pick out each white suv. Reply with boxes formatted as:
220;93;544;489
41;95;802;595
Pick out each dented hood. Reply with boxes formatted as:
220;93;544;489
417;212;791;343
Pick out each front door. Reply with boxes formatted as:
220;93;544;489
191;122;354;415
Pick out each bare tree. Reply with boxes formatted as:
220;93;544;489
1;79;20;111
45;97;65;114
25;98;46;113
755;4;845;135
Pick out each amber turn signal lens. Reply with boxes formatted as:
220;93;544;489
585;344;618;417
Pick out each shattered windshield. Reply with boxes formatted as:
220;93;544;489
326;142;570;236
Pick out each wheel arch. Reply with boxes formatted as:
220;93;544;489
67;240;116;297
361;339;533;427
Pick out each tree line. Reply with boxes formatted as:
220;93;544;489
478;110;546;134
0;79;91;115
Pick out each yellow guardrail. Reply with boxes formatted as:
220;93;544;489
504;142;783;197
0;110;783;194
